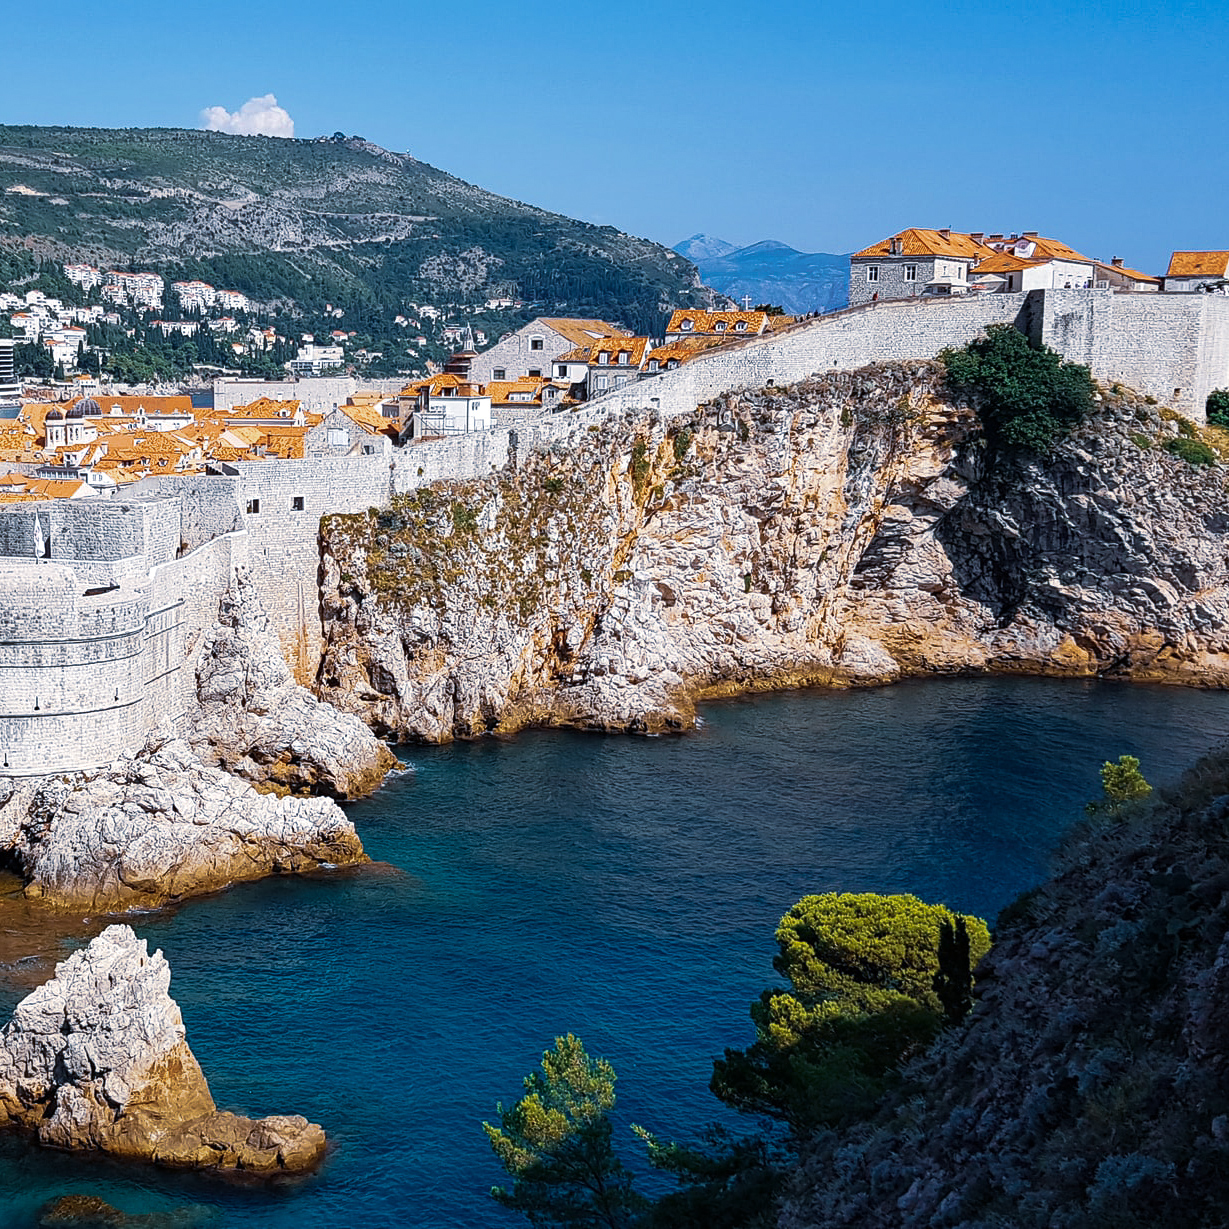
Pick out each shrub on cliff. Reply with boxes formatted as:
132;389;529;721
711;893;990;1131
1163;435;1217;466
1207;388;1229;428
940;323;1095;453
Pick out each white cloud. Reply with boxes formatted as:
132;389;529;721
200;94;294;138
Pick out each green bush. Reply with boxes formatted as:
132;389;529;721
1129;432;1151;450
1162;436;1216;466
940;324;1095;453
1207;388;1229;428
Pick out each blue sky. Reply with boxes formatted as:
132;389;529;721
2;0;1226;272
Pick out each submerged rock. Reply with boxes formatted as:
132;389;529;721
0;926;326;1177
189;568;397;799
10;735;365;911
38;1193;218;1227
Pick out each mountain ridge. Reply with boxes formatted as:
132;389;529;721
674;232;850;314
0;125;712;335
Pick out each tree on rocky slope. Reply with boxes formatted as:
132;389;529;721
484;1034;645;1228
712;893;991;1131
941;323;1095;453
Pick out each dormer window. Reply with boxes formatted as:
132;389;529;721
598;351;610;365
680;319;693;331
617;351;630;364
667;358;679;369
648;359;659;372
735;321;747;331
715;321;728;332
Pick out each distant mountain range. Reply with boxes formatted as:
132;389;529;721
674;234;850;315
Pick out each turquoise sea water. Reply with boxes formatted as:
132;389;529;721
0;677;1227;1227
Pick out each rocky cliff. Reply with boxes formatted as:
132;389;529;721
0;925;326;1176
189;568;397;799
315;363;1229;743
777;748;1229;1229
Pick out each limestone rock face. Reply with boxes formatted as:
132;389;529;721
0;925;326;1176
11;735;365;910
316;365;1229;742
189;567;397;799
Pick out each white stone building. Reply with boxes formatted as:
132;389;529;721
468;318;626;386
1164;252;1229;293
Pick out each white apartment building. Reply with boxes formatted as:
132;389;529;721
216;289;250;312
289;343;344;375
63;264;103;292
102;271;165;310
172;280;218;311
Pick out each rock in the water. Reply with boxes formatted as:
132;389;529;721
189;567;397;799
0;926;326;1177
11;735;365;910
38;1194;218;1227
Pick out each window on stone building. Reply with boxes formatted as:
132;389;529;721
292;495;305;511
867;266;880;283
904;265;918;281
528;368;542;378
530;338;544;351
596;375;609;390
493;367;506;380
327;428;348;447
246;498;260;514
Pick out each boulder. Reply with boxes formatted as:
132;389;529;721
0;926;326;1177
38;1194;218;1227
189;567;397;799
12;735;366;911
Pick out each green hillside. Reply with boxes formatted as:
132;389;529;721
0;126;710;336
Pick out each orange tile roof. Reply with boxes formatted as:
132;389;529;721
1166;251;1229;278
665;310;769;337
852;228;996;262
537;318;627;347
562;337;651;366
485;378;552;405
1092;260;1160;284
228;396;301;417
645;337;727;367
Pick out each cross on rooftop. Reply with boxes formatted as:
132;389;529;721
741;295;753;310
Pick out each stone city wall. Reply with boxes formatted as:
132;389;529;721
213;375;358;415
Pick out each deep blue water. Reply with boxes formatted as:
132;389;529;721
0;677;1227;1227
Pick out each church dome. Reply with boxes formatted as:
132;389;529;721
65;403;84;419
46;408;64;421
77;397;101;417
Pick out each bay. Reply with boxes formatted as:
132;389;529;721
0;676;1224;1227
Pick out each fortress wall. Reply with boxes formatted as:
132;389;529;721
1037;290;1224;419
231;455;392;681
0;565;152;776
147;530;247;717
391;430;513;494
132;475;244;550
213;376;357;415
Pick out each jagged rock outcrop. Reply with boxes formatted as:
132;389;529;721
0;925;326;1176
4;735;365;910
778;750;1229;1229
315;364;1229;742
189;568;397;798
